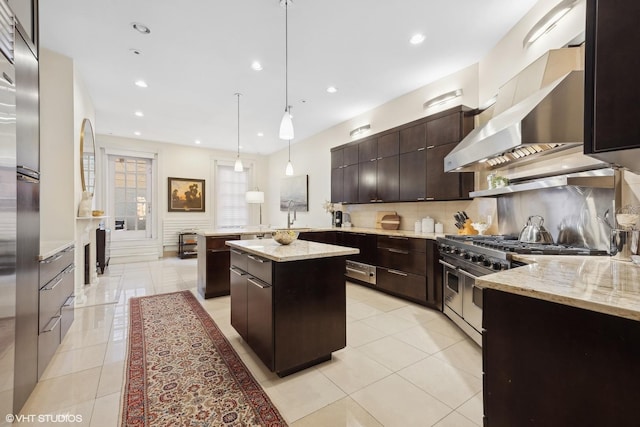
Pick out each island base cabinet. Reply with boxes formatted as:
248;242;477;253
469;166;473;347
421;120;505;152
197;235;240;299
229;267;248;340
246;277;274;370
483;289;640;426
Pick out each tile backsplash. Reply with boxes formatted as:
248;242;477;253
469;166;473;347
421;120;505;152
623;170;640;207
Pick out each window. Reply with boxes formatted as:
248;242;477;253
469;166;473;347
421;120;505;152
108;155;153;239
216;164;249;228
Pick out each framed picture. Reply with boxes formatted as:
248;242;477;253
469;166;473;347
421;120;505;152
280;174;309;211
168;177;205;212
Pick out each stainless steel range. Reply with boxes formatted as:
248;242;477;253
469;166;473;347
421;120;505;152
437;235;607;345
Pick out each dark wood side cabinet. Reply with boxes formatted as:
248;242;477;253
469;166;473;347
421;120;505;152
483;289;640;426
230;249;347;376
197;234;240;298
96;227;110;273
583;0;640;172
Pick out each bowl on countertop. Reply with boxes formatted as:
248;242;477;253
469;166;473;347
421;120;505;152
272;230;299;245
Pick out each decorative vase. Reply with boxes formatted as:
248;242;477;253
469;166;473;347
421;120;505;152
78;191;93;217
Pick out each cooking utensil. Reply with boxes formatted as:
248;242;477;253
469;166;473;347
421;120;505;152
519;215;554;244
462;211;469;220
597;208;614;230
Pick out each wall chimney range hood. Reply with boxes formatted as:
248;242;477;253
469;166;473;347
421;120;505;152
445;47;585;173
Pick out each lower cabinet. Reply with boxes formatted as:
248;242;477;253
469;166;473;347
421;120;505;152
38;245;75;379
197;234;240;298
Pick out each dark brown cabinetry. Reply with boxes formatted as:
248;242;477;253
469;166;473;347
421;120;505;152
332;106;474;204
584;0;640;172
331;144;359;204
96;227;110;273
197;234;240;298
229;249;347;376
483;289;640;426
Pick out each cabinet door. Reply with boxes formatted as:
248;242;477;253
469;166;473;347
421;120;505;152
426;113;460;147
343;144;359;166
331;167;343;203
331;149;344;169
247;277;273;370
230;267;248;340
426;142;466;200
343;163;359;203
358;160;378;203
376;156;399;202
399;150;426;201
377;132;399;158
400;123;426;154
358;138;377;162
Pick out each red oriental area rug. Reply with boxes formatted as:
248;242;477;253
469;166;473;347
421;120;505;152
121;290;287;426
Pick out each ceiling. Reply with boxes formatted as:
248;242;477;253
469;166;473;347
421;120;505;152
39;0;539;155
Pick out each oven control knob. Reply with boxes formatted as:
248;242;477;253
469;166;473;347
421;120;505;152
492;261;504;270
453;248;461;255
471;255;479;262
482;258;492;267
464;252;471;260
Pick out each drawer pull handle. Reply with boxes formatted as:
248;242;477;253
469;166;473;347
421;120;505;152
427;145;435;149
63;246;75;253
42;316;61;333
346;267;368;275
63;265;76;274
417;147;426;151
229;267;246;276
247;254;267;263
230;249;244;255
42;254;63;264
44;276;63;291
438;259;457;269
388;248;409;255
387;269;408;277
247;278;269;289
426;197;435;201
62;296;75;308
388;236;409;240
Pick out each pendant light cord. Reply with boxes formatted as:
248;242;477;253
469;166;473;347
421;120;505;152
237;93;240;157
284;1;288;115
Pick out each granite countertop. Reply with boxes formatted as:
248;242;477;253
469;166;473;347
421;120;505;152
40;240;75;260
198;226;444;240
226;238;359;262
478;254;640;321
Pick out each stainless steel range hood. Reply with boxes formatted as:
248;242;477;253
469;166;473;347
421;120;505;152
444;47;586;173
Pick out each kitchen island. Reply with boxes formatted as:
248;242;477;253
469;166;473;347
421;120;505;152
226;238;358;377
479;255;640;426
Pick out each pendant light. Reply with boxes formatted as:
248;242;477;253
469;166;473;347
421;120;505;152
234;92;243;172
285;139;294;176
279;0;294;140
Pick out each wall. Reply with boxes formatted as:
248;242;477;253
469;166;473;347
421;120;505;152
95;135;269;257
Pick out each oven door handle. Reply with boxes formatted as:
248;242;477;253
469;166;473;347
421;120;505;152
458;269;481;280
438;259;457;270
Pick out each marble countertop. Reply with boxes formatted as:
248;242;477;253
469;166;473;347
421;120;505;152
226;238;359;262
198;226;443;240
40;240;75;260
478;254;640;321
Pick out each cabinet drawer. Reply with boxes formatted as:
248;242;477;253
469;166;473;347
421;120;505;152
230;248;248;271
377;236;426;253
39;265;74;332
377;268;427;302
247;276;274;370
39;246;74;287
61;295;75;340
206;235;240;251
376;247;426;276
38;313;61;379
247;254;272;284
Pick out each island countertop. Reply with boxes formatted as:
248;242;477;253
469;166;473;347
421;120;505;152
226;238;359;262
478;255;640;321
197;226;444;240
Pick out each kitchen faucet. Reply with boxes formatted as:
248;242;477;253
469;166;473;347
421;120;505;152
287;200;296;229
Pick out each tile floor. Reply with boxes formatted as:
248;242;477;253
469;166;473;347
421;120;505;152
19;257;483;426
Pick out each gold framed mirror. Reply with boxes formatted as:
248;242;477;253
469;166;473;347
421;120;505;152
80;118;96;193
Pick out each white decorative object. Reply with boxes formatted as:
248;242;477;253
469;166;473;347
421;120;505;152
78;191;93;217
435;222;444;233
422;217;435;233
414;220;422;233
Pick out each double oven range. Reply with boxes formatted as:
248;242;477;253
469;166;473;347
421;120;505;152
436;235;607;345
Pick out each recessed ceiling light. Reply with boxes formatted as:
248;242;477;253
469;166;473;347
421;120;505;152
134;111;144;117
131;22;151;35
129;48;142;55
257;132;264;137
134;131;141;136
326;86;338;94
134;80;148;88
251;61;263;71
409;33;426;45
195;140;201;145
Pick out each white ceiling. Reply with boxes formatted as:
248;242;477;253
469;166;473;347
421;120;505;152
39;0;538;155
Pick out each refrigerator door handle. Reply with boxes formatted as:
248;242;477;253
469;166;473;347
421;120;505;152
17;165;40;181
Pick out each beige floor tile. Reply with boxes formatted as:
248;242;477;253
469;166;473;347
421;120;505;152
433;410;480;427
262;369;346;422
423;316;469;340
399;356;482;408
291;396;383;427
432;339;482;378
90;392;121;427
97;361;124;398
393;324;462;355
347;302;384;320
13;399;94;427
40;343;108;380
59;326;112;352
357;293;408;313
351;374;452;427
318;347;392;394
21;367;101;414
361;312;416;335
103;340;127;365
236;349;279;384
387;304;441;325
456;392;483;426
358;336;428;372
346;321;387;348
70;305;116;332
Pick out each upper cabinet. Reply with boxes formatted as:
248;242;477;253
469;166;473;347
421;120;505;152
584;0;640;173
332;105;475;204
331;144;359;204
